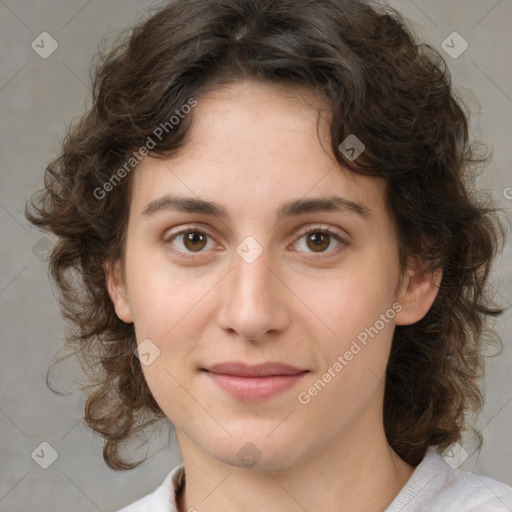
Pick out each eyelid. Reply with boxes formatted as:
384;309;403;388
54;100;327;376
295;224;347;240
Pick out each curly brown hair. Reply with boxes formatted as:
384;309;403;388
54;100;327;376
26;0;505;471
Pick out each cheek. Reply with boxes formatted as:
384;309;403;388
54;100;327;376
309;261;399;341
125;251;216;337
139;357;195;426
303;260;400;395
301;273;398;416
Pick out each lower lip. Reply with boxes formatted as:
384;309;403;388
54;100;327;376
204;371;308;401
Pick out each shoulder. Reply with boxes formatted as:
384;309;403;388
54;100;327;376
386;447;512;512
114;464;185;512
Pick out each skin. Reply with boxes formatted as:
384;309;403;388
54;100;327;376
107;79;442;512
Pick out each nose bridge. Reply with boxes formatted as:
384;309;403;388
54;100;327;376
230;246;275;309
217;243;289;339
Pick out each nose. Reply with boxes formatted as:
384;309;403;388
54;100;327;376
216;248;291;341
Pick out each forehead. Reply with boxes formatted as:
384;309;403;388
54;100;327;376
129;79;389;223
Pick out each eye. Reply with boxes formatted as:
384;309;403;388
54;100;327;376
292;227;346;255
164;225;347;260
165;228;219;257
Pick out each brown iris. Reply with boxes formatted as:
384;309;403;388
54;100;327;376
306;231;330;252
183;231;208;252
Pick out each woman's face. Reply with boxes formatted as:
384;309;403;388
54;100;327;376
107;79;436;470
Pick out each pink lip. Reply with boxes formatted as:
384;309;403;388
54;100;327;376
202;362;309;401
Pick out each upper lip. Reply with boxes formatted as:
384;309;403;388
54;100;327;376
203;362;308;377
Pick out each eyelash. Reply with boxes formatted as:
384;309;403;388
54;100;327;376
164;225;348;260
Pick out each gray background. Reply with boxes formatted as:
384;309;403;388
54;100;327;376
1;1;511;510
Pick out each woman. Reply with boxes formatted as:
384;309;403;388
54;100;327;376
26;0;512;510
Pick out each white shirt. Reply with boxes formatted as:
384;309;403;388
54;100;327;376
115;447;512;511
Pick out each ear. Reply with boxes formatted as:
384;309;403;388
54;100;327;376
104;259;134;324
394;260;442;326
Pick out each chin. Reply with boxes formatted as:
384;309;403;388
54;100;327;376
201;430;307;471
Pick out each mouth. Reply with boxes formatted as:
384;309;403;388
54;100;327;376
201;362;309;401
203;361;308;377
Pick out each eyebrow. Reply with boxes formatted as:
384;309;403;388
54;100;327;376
142;194;371;220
